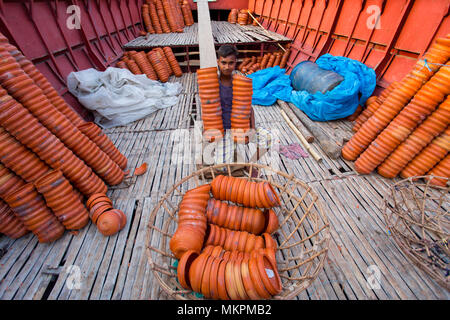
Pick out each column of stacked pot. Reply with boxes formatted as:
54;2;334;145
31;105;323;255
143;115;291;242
238;48;291;75
228;9;258;26
197;67;224;142
117;46;182;82
342;35;449;187
0;33;128;242
141;0;191;35
231;74;253;144
170;175;283;300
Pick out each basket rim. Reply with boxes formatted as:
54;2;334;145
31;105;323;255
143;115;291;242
145;162;331;300
382;174;449;290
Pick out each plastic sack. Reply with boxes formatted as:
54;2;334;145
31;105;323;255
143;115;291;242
67;67;182;128
290;54;376;121
247;66;292;105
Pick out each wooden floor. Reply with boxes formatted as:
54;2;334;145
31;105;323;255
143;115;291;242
0;73;448;300
123;21;292;50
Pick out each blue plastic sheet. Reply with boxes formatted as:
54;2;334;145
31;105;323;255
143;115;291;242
247;54;376;121
247;66;292;106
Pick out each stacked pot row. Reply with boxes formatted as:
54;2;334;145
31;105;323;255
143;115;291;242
205;224;277;256
35;170;89;231
342;35;450;186
400;127;450;179
342;35;450;162
377;94;450;178
352;82;399;132
141;0;185;34
238;49;291;75
211;175;281;208
197;67;224;142
0;87;107;197
231;74;253;143
170;184;211;259
86;193;127;236
181;1;194;26
118;47;182;82
206;198;279;234
4;182;65;243
4;42;84;127
0;199;28;239
177;246;281;300
354;65;450;175
0;43;125;189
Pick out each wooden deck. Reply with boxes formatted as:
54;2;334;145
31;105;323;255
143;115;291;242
0;73;448;300
123;21;292;50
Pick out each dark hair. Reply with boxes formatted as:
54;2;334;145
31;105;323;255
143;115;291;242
217;44;238;59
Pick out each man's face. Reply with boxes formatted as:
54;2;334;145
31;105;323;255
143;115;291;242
218;55;237;76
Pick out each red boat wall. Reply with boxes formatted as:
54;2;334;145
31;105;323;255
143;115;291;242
249;0;449;89
0;0;145;121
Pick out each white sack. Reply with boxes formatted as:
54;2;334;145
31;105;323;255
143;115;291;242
67;67;182;128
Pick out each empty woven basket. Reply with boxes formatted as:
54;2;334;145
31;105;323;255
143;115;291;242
146;163;330;299
383;175;449;290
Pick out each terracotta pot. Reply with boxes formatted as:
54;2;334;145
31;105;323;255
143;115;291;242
207;256;221;299
248;254;271;299
188;251;209;293
255;251;281;295
224;256;240;300
96;210;121;236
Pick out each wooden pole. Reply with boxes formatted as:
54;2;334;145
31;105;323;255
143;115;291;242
280;109;323;162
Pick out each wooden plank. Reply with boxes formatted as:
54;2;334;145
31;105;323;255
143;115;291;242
197;1;217;69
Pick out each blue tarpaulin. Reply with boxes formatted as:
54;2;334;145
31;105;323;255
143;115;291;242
247;54;376;121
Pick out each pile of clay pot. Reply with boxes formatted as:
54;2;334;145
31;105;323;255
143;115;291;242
0;32;128;242
238;47;291;75
342;35;450;187
170;175;282;300
140;0;193;36
117;47;182;83
86;193;127;236
228;9;258;26
197;68;253;143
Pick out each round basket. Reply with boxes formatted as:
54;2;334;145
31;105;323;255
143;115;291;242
382;175;449;290
146;163;330;299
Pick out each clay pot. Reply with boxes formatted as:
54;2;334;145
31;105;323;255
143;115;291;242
96;210;121;236
162;47;182;77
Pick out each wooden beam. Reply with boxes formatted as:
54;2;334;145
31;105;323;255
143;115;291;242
196;0;217;69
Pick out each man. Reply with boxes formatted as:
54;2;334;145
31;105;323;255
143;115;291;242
217;44;255;131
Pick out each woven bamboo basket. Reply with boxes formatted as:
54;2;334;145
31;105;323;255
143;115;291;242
382;175;449;290
146;163;330;299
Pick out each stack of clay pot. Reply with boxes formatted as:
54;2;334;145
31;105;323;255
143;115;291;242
197;67;224;142
172;175;282;299
354;65;450;175
238;48;291;75
86;193;127;236
141;0;186;34
181;1;194;26
117;47;182;82
231;74;253;143
342;35;450;186
0;32;128;242
5;183;65;243
35;170;89;230
0;199;28;239
237;10;249;25
78;122;128;170
352;82;400;132
228;9;238;24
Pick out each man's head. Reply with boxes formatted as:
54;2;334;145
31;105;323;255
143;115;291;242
217;45;238;77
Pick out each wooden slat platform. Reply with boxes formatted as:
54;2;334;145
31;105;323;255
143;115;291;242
123;21;292;50
0;73;448;300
